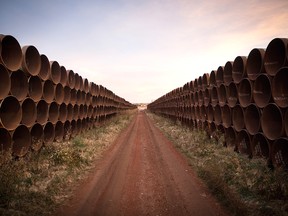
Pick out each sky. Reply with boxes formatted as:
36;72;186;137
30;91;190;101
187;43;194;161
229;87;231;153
1;0;288;103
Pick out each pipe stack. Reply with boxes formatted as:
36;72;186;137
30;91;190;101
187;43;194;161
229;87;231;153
0;34;136;158
148;37;288;169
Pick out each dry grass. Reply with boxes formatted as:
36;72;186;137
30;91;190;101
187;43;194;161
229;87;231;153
0;110;136;216
147;112;288;216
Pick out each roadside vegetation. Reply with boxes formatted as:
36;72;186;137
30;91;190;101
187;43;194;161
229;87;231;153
0;110;136;216
147;112;288;216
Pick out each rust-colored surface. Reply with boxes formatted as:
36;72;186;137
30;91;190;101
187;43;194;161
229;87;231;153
57;111;228;216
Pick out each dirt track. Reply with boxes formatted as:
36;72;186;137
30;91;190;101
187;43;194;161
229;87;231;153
57;111;228;216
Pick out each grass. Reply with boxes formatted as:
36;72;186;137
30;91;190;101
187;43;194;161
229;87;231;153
147;112;288;216
0;110;136;216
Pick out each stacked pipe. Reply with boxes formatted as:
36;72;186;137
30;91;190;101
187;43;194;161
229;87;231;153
148;37;288;169
0;34;136;158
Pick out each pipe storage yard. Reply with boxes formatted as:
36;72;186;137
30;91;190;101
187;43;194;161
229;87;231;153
0;34;136;157
148;37;288;169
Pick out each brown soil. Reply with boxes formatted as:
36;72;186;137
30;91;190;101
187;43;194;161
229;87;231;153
57;111;228;216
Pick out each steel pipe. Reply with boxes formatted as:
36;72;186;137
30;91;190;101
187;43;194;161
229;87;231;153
28;75;42;102
10;70;28;101
71;119;77;137
64;120;71;140
207;104;214;123
232;105;245;132
216;66;224;87
48;101;59;124
223;61;233;85
251;133;270;159
221;104;231;128
209;70;216;87
217;84;227;107
236;129;252;157
0;64;11;100
244;103;261;135
214;104;222;125
0;96;22;131
63;86;71;105
11;125;31;157
232;56;247;84
224;127;237;148
201;73;209;90
264;38;288;76
30;123;43;151
74;73;80;90
247;48;265;81
0;34;22;71
70;88;77;105
49;61;61;84
43;122;55;144
272;67;288;108
253;74;272;108
271;138;288;168
60;65;67;86
36;100;48;125
39;54;50;81
42;79;55;103
84;78;89;93
59;103;67;123
0;128;11;152
261;103;284;140
238;78;253;108
67;70;75;89
21;97;37;127
54;121;64;142
203;88;210;106
21;45;41;76
211;86;218;107
73;104;79;120
227;82;238;108
55;83;64;104
67;103;73;121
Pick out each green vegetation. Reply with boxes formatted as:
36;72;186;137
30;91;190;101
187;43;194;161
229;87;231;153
0;110;136;216
147;112;288;216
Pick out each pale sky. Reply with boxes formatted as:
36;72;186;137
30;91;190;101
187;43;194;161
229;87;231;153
1;0;287;103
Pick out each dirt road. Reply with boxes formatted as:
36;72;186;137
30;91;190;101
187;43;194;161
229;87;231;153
57;111;227;216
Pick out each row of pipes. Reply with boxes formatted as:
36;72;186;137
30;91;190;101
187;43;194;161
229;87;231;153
0;34;136;157
148;37;288;169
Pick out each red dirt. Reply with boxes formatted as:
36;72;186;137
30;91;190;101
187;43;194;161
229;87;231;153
57;111;228;216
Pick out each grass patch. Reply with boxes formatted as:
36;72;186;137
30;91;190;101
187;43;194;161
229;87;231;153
0;110;136;216
147;112;288;216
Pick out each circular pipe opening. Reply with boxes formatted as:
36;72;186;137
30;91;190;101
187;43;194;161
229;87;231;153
60;65;67;86
67;104;73;121
272;67;288;108
221;104;231;128
198;90;203;106
232;105;245;132
238;78;253;108
54;121;64;142
79;76;84;91
194;78;198;92
64;120;71;140
77;119;82;133
223;61;233;85
247;48;265;81
67;70;75;89
30;123;43;151
216;66;224;87
211;86;218;107
55;83;64;104
59;103;67;123
36;100;48;125
0;96;22;131
253;74;271;108
21;45;41;76
42;79;55;103
74;73;80;90
201;73;209;90
232;56;247;84
0;64;11;100
244;104;261;135
49;61;61;84
236;130;252;156
71;119;77;137
227;82;238;108
272;138;288;168
217;84;227;107
0;35;22;71
10;70;28;101
21;97;37;127
39;54;50;81
63;86;71;105
209;70;216;87
12;125;31;157
261;103;284;140
84;78;89;93
214;104;222;125
79;104;84;119
251;133;270;159
0;128;12;152
28;75;43;102
73;104;79;120
224;127;237;147
207;104;214;123
200;105;206;122
204;88;210;106
70;88;77;105
43;122;55;144
48;102;59;124
264;38;288;76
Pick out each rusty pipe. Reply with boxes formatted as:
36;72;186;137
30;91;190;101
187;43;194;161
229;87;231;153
209;70;216;87
70;88;77;105
28;75;42;102
63;120;71;140
70;119;77;137
73;104;79;120
67;103;73;121
216;66;224;87
21;45;41;76
253;74;272;108
272;67;288;108
63;86;71;105
10;70;28;101
236;129;252;157
42;79;55;103
264;38;288;76
224;126;237;148
36;100;48;125
238;78;253;108
271;138;288;168
0;64;10;100
48;101;59;124
67;70;75;89
211;86;218;107
221;104;231;128
223;61;233;85
251;133;270;159
49;61;61;84
55;83;64;104
59;103;67;123
232;56;247;84
30;123;43;152
54;121;64;142
261;103;284;140
207;104;214;123
21;97;37;127
0;128;11;152
227;82;238;108
43;122;55;144
0;34;22;71
217;84;227;107
232;105;245;132
244;103;261;135
213;104;222;126
39;54;50;81
60;65;67;86
247;48;266;81
11;125;31;157
0;96;22;131
203;88;211;106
